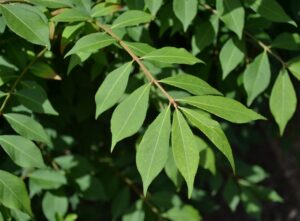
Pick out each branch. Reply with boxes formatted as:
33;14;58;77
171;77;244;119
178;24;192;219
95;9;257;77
200;3;288;68
244;31;287;68
94;21;178;108
0;47;47;116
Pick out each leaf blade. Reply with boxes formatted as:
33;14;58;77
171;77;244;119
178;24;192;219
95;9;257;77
136;107;171;194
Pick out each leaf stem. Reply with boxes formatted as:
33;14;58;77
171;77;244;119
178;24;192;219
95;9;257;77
94;21;178;108
0;48;47;116
244;31;287;68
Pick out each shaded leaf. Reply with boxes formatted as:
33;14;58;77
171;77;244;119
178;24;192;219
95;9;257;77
30;62;61;80
287;56;300;80
29;169;67;190
15;86;58;115
272;32;300;51
0;4;50;48
223;178;240;211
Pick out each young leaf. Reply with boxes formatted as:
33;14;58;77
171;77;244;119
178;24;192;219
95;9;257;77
181;108;235;172
95;62;133;118
245;0;297;27
29;169;67;190
136;107;171;195
111;84;150;151
91;3;121;17
3;113;51;144
145;0;163;15
111;10;153;29
177;96;265;123
219;37;245;79
30;62;61;80
217;0;245;39
15;86;58;115
0;4;50;48
0;170;32;216
287;56;300;80
0;135;45;168
173;0;198;31
142;47;203;65
160;73;222;96
243;52;271;106
52;8;91;23
65;33;115;57
269;70;297;135
172;110;199;198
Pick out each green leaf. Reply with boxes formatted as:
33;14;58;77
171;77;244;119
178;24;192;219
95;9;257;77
29;169;67;190
177;96;265;123
164;149;182;188
42;191;68;221
271;32;300;51
0;170;32;216
95;62;133;118
145;0;163;15
246;0;297;27
243;52;271;106
65;33;115;57
15;86;58;115
160;73;222;96
3;113;50;144
287;56;300;80
199;145;216;175
219;37;245;79
172;110;199;198
124;41;155;57
51;8;91;23
0;135;46;168
164;205;202;221
28;0;73;8
217;0;245;39
223;178;240;211
142;47;203;65
91;2;121;17
136;107;171;195
29;62;61;80
111;10;153;29
0;4;50;48
181;108;235;172
192;15;218;54
173;0;198;31
111;84;150;151
269;70;297;135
